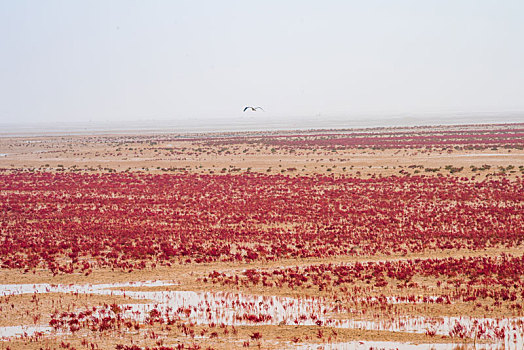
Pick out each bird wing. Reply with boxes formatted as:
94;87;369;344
243;107;251;112
254;107;264;111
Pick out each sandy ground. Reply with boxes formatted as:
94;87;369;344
0;124;522;179
1;326;474;350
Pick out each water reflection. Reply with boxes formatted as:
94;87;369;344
0;280;522;349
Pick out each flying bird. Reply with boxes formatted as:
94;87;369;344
243;106;264;112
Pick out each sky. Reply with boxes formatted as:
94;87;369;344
1;0;524;125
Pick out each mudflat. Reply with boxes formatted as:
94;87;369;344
0;123;522;349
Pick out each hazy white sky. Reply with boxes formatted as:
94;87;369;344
1;0;524;124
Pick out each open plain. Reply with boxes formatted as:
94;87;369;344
0;123;523;349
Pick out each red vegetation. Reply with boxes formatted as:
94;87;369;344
205;255;524;304
200;127;524;150
115;345;214;350
1;172;522;273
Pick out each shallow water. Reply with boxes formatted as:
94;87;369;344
0;280;177;296
0;325;54;339
0;280;522;348
456;153;518;157
2;113;522;136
